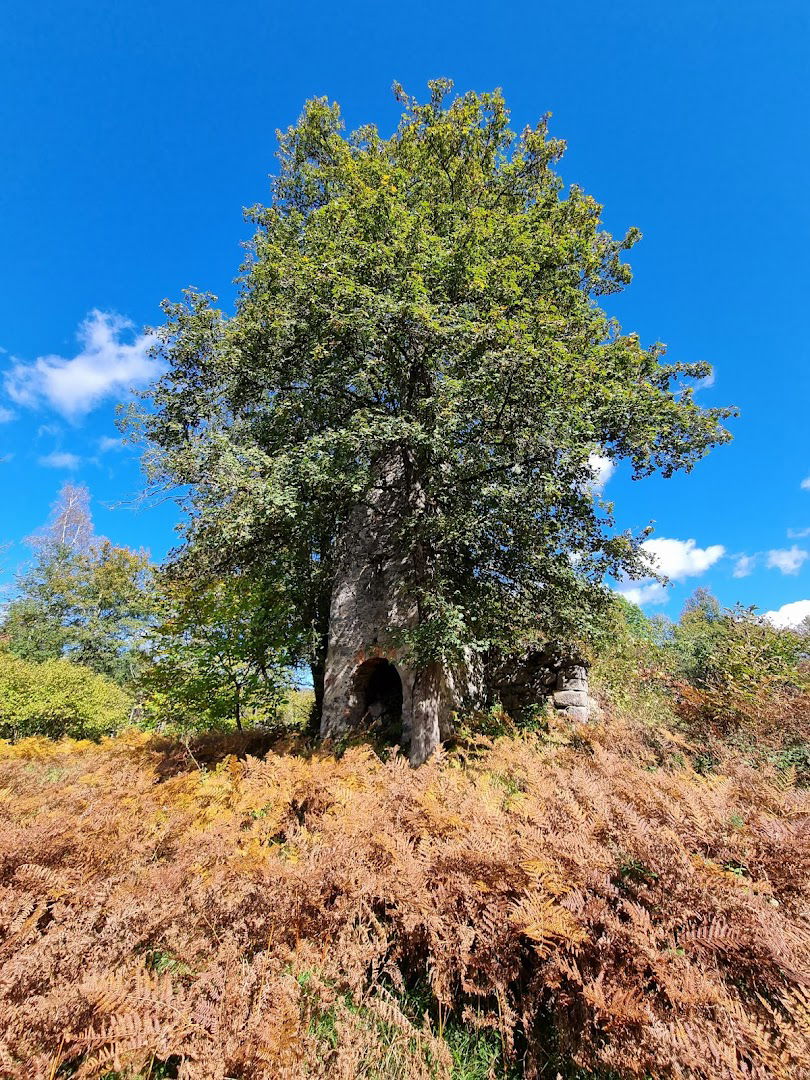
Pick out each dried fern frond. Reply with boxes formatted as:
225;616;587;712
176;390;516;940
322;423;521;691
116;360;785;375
1;714;809;1078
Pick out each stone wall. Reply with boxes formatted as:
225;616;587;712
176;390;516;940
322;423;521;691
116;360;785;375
485;648;590;723
320;455;589;764
320;454;474;764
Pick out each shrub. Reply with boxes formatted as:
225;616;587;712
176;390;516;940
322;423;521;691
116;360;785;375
670;597;810;747
0;648;133;740
589;596;676;730
592;594;810;771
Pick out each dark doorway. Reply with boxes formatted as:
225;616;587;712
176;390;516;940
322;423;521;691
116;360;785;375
354;658;403;742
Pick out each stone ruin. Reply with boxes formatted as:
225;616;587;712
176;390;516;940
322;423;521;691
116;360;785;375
485;648;590;725
320;458;590;764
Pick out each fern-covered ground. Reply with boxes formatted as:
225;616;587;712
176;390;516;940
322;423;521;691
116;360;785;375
1;706;809;1080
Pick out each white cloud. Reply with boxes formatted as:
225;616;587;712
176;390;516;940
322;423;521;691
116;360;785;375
616;536;725;608
4;311;159;420
766;546;808;575
98;435;125;453
641;537;726;581
0;406;14;423
618;581;669;606
587;453;615;493
38;451;82;470
788;527;810;539
764;599;810;629
733;554;757;578
801;476;810;491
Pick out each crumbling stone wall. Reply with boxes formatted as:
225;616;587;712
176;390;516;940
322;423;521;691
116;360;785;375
551;663;590;722
485;648;591;724
320;456;477;764
320;456;590;764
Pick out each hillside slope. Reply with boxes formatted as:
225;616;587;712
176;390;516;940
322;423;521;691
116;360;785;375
1;712;809;1079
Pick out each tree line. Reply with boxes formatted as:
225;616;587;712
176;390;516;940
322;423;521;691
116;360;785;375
0;482;295;739
2;479;808;759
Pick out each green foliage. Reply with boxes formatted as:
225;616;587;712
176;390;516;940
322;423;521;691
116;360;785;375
297;972;519;1079
768;741;810;780
458;700;555;743
129;81;733;704
143;949;192;977
141;574;293;731
277;686;317;729
443;1023;519;1079
0;648;133;739
2;483;154;684
592;589;810;771
673;590;807;694
668;590;809;738
590;595;675;727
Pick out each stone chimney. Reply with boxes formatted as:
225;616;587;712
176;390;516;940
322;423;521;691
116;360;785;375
320;454;475;763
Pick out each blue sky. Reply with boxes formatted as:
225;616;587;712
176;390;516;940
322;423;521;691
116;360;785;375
1;0;808;625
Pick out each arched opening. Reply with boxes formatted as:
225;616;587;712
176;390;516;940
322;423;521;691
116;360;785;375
353;658;403;742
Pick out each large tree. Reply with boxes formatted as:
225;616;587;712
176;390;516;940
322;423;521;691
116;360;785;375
130;82;734;713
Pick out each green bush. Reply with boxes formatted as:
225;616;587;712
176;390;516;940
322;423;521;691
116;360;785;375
0;648;133;740
590;596;676;728
668;592;810;741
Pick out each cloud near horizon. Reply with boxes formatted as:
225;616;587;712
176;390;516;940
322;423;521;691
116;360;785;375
3;311;159;420
764;599;810;629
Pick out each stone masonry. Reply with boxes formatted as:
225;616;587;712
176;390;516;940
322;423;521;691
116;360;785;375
485;648;591;724
320;456;590;764
320;456;479;764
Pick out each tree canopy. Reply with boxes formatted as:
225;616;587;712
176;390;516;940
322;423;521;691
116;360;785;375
131;81;734;707
143;574;295;731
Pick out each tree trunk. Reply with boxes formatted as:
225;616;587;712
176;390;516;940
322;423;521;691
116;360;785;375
307;541;333;737
308;646;327;736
